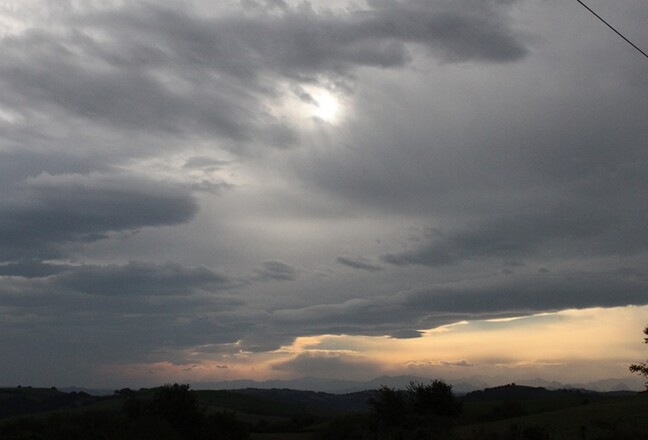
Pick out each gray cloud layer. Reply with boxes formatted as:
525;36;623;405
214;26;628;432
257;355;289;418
1;0;647;386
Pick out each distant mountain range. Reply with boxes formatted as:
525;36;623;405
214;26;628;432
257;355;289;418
190;374;646;395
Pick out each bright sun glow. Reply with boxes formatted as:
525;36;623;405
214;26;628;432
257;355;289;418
268;83;348;127
312;91;341;123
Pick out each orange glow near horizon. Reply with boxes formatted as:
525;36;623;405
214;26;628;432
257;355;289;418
105;305;648;387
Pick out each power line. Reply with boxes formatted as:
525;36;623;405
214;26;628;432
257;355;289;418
576;0;648;60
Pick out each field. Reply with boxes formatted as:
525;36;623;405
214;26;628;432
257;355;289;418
456;391;648;439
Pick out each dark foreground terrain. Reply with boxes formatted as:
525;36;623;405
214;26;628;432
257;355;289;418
0;382;646;439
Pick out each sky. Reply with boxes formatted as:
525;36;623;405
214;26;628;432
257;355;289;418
0;0;647;389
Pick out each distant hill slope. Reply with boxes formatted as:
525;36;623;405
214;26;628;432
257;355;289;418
463;384;637;402
0;387;98;419
232;388;375;412
195;389;335;418
464;384;581;402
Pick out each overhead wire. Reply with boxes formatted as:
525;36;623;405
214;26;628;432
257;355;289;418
576;0;648;60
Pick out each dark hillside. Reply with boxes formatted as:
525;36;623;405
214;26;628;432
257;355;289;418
232;388;374;413
464;384;585;401
455;392;648;440
459;384;638;425
196;389;324;418
0;387;99;419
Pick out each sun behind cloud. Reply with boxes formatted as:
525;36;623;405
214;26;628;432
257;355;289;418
269;83;348;127
311;89;342;123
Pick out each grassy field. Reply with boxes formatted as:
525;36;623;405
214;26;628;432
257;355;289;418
250;433;319;440
455;392;648;439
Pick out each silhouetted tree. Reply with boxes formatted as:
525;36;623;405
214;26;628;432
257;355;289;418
368;386;408;426
150;383;203;439
629;325;648;389
368;380;462;439
407;380;462;418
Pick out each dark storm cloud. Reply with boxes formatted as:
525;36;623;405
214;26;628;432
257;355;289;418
336;256;383;272
381;211;605;267
398;272;648;316
390;329;422;339
94;0;527;73
269;269;648;336
53;261;231;296
0;173;197;261
254;260;301;281
269;296;449;339
381;195;648;268
0;270;241;316
0;261;72;278
0;264;249;369
362;0;528;63
212;0;527;77
0;309;250;372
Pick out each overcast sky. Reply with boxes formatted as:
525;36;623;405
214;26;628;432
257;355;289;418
1;0;647;389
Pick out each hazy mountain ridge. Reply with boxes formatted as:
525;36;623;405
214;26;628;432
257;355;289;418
5;374;643;398
191;374;645;394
